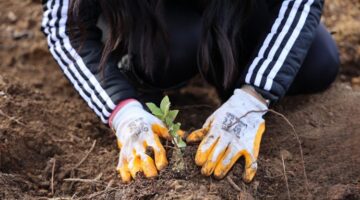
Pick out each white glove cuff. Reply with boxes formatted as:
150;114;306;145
233;89;268;111
111;101;143;130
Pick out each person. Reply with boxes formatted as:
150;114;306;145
41;0;339;183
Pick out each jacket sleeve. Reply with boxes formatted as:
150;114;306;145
239;0;324;102
41;0;137;123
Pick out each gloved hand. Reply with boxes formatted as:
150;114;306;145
187;89;267;182
110;99;173;182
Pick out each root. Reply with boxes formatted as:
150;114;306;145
281;154;291;200
267;109;309;195
171;148;186;173
236;109;309;195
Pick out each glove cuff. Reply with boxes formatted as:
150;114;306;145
109;99;143;130
233;89;268;112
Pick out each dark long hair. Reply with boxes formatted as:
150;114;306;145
70;0;253;89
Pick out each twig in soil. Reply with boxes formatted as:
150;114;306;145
62;140;97;179
71;192;78;200
73;140;97;170
105;179;114;190
51;158;56;196
63;178;101;184
281;154;291;200
85;179;115;199
64;173;103;184
66;131;82;143
0;109;26;126
85;188;117;199
227;176;242;192
235;109;309;195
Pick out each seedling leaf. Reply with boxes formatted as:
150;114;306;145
176;138;187;148
146;103;163;117
167;110;179;121
165;117;173;126
160;96;170;115
173;122;181;133
147;97;186;150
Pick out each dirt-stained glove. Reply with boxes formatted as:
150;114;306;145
187;89;267;182
109;100;173;183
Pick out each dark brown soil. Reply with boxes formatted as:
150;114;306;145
1;1;360;199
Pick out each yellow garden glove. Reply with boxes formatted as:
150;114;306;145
187;89;267;182
110;100;174;183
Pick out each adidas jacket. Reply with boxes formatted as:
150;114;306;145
41;0;324;123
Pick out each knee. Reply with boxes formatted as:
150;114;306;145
314;52;340;92
288;24;340;95
325;44;340;84
310;23;340;91
297;49;340;94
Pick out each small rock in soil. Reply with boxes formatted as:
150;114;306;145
37;189;48;196
351;76;360;87
12;30;31;40
7;11;17;23
0;75;6;87
238;191;255;200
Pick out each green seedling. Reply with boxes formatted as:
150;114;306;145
146;96;186;173
146;96;186;148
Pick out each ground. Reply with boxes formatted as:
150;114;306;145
0;1;360;199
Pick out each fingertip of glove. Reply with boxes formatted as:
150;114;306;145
143;169;158;179
195;152;207;166
152;124;171;139
201;167;212;176
120;177;132;184
117;168;132;183
213;172;226;180
242;174;255;183
242;167;257;183
177;129;186;139
155;159;168;171
186;129;205;143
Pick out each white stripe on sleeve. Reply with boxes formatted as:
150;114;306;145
42;0;116;122
245;0;291;84
264;0;314;90
253;0;304;87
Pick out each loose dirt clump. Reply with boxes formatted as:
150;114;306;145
1;1;360;199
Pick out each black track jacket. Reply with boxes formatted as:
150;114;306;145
41;0;324;123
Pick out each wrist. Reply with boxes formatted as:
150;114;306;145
109;99;142;129
240;85;268;106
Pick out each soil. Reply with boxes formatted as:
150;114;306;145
1;1;360;199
